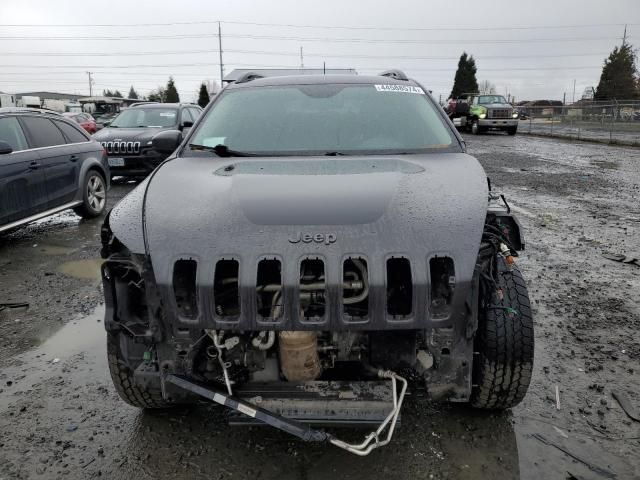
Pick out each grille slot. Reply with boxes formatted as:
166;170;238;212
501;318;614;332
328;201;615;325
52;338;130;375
173;259;198;319
214;259;240;317
386;257;413;318
256;258;283;320
429;256;455;318
343;258;369;319
300;258;326;320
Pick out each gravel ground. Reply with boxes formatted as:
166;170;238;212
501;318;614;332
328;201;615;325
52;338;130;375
1;135;639;479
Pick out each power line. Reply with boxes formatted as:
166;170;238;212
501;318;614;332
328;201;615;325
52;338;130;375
0;19;636;30
0;33;625;45
0;32;627;45
0;45;625;58
0;65;605;74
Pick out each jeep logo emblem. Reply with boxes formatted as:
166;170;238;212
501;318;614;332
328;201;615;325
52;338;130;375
288;232;337;245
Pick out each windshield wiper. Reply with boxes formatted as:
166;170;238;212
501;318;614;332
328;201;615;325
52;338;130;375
189;143;256;157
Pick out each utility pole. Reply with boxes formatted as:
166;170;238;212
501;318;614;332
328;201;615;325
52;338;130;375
572;79;576;104
622;24;628;46
218;22;224;87
300;46;304;68
86;71;93;97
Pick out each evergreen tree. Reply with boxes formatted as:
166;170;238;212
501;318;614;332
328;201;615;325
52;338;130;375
197;83;210;108
102;89;113;97
113;90;123;98
595;43;638;100
450;52;479;98
165;77;180;103
128;86;139;99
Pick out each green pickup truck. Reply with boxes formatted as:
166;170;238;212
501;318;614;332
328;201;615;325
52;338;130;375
446;94;519;135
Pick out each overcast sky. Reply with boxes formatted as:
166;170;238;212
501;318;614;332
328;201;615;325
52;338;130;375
0;0;637;103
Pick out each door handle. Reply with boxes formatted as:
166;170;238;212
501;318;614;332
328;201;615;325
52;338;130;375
29;161;40;170
69;155;79;162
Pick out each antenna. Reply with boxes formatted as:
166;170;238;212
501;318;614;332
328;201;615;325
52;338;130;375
300;46;304;68
218;22;224;85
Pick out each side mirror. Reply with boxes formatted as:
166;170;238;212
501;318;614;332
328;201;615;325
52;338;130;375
152;130;183;154
0;141;13;155
181;121;194;129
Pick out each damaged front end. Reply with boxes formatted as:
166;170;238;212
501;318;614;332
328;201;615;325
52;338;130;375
100;154;528;455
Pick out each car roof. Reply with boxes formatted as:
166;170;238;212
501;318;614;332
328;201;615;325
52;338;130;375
225;74;423;89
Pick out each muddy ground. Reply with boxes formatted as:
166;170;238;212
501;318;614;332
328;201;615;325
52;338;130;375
1;135;639;480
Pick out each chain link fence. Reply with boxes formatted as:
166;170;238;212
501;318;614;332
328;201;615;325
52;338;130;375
518;101;640;146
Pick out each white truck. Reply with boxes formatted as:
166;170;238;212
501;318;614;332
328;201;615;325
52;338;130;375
17;96;41;108
0;94;16;108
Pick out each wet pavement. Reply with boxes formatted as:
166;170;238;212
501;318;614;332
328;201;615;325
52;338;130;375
1;136;639;479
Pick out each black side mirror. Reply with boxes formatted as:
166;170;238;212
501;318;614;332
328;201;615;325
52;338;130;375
152;130;183;154
0;141;13;155
181;121;194;129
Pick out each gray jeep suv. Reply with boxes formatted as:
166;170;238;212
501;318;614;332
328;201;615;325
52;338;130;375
100;71;533;455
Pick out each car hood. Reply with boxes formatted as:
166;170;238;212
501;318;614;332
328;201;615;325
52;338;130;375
92;127;170;142
109;153;489;329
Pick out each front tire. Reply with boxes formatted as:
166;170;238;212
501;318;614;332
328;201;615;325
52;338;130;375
471;259;534;409
107;332;170;409
471;120;482;135
507;126;518;136
74;170;107;218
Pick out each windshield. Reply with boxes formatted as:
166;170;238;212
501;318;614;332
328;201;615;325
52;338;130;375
189;84;457;155
477;95;508;105
110;107;178;128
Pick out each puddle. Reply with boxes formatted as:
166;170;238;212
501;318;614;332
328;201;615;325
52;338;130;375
38;244;77;256
58;258;104;279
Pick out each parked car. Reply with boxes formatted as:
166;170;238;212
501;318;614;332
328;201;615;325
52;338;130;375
100;71;533;455
63;112;97;134
93;103;202;179
0;108;109;233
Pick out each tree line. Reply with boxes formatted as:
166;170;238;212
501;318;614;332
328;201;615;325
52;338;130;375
449;41;639;102
101;77;215;107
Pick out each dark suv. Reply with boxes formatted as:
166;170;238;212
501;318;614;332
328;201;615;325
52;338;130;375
0;108;109;233
93;103;202;179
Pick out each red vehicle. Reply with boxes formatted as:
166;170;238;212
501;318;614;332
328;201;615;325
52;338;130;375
63;112;97;134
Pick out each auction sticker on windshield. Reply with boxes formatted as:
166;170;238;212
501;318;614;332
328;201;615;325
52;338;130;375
374;84;425;94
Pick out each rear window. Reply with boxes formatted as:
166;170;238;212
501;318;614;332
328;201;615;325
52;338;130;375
190;84;457;155
20;116;66;148
110;107;178;128
54;120;89;143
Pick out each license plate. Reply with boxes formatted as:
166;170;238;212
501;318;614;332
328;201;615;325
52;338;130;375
108;157;124;167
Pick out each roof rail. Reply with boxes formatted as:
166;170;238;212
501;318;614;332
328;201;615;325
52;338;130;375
378;69;409;81
235;72;265;84
0;107;62;115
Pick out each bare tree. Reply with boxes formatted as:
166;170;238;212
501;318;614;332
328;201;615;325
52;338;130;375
479;80;497;94
204;80;220;96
